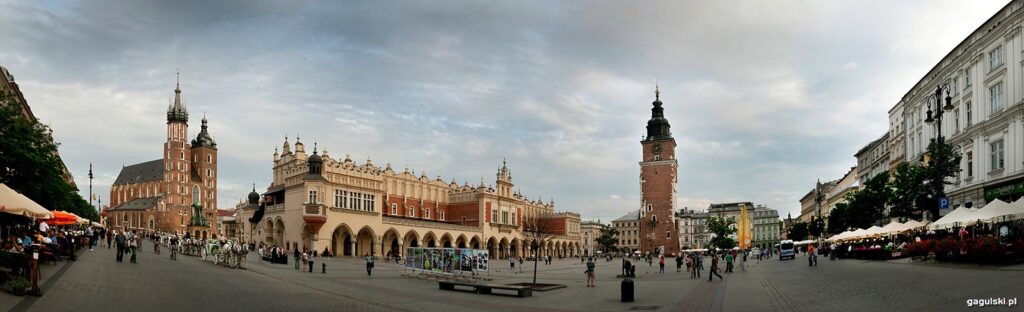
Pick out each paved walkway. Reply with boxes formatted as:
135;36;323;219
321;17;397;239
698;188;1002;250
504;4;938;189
5;247;1022;311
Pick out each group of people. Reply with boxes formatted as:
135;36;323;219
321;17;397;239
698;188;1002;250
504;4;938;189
110;229;145;264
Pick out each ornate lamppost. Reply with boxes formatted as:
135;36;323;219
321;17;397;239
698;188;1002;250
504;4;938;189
923;84;955;221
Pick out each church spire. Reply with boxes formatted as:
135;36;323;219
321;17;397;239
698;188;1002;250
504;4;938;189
167;70;188;124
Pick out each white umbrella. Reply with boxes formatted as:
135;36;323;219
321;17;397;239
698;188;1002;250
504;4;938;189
0;183;53;219
876;221;905;236
963;199;1012;225
929;207;978;230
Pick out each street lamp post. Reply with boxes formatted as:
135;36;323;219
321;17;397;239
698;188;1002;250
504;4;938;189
924;84;955;221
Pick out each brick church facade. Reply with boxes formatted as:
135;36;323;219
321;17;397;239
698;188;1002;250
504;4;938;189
639;86;680;256
105;76;219;238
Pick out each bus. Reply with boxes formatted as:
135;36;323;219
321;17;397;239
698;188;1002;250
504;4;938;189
779;240;796;260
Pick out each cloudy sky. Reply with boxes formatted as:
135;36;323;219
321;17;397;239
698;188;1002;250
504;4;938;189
0;0;1011;222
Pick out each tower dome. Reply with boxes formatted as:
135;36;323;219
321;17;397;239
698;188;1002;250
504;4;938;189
247;184;260;204
307;142;323;175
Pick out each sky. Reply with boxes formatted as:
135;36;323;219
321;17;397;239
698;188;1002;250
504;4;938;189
0;0;1012;223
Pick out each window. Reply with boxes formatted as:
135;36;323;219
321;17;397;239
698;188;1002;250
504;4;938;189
990;82;1004;113
391;203;398;215
193;155;197;162
966;101;973;126
653;155;661;161
989;46;1003;71
990;140;1005;170
952;77;959;94
192;185;201;205
425;208;431;219
367;194;375;212
308;190;317;204
967;151;974;177
962;71;972;91
502;211;509;224
408;206;414;217
207;155;212;163
511;211;516;224
334;190;343;208
207;168;212;177
492;209;499;223
954;109;960;132
440;210;445;221
180;151;184;160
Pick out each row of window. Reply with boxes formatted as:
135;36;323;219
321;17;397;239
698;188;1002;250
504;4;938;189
333;189;376;211
389;203;445;221
491;208;516;225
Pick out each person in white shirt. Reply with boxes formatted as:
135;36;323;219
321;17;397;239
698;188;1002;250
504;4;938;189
39;221;49;233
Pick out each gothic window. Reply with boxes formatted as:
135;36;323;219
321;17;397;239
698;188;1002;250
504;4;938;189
192;185;201;205
425;208;430;219
207;155;212;163
408;206;415;217
440;210;445;220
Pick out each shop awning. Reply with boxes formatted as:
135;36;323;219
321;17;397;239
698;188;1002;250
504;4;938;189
0;183;53;219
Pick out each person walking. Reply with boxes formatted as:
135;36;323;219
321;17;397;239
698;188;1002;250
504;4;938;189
294;248;301;270
510;257;515;272
365;253;374;276
708;252;723;281
725;252;734;273
129;237;138;264
690;253;699;279
807;244;816;267
829;243;836;261
518;256;524;273
585;258;596;287
308;251;315;273
301;251;309;272
658;255;665;273
114;231;125;262
677;255;684;273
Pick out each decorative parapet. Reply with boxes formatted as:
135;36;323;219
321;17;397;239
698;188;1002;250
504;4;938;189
328;207;380;217
266;203;285;214
382;215;478;232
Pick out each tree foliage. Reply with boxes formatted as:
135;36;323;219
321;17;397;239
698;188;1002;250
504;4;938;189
707;216;737;249
921;139;963;220
0;91;97;221
788;222;808;241
889;163;925;220
596;224;618;253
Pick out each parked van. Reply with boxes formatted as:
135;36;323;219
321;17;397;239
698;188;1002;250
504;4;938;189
779;240;796;260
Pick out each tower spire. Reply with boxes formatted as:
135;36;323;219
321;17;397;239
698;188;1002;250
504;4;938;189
176;68;180;92
655;79;660;101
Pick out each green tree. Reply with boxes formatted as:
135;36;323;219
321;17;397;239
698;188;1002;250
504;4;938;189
921;139;963;220
889;162;925;221
846;172;889;229
788;222;808;241
707;216;737;249
0;91;97;221
826;203;848;235
596;224;618;253
808;216;825;238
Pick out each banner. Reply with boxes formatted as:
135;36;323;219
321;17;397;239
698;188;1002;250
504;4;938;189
405;247;488;274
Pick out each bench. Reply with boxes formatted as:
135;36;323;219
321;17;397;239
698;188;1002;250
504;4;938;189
438;280;532;297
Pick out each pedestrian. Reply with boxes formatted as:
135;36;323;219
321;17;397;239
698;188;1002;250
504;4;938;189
708;252;723;281
170;235;178;260
658;255;665;273
114;231;125;263
518;256;524;273
585;258;596;287
365;253;374;276
129;237;138;264
510;257;515;272
308;251;315;273
301;251;309;272
725;252;733;273
808;244;816;267
107;231;113;249
677;255;684;273
294;248;301;270
830;243;836;261
695;253;703;278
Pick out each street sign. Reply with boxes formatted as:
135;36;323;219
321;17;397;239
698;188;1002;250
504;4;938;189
939;197;949;209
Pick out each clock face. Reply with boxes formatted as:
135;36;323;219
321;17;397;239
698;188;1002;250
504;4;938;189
652;144;662;154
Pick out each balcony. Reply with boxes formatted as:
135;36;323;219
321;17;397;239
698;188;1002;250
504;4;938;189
382;215;478;232
265;203;285;214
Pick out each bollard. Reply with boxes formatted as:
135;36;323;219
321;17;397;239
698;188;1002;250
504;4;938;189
630;264;637;278
621;278;634;302
322;263;326;274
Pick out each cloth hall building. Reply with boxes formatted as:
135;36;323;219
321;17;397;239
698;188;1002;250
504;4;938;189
233;138;582;259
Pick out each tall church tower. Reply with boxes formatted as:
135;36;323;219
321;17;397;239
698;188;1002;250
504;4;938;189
164;73;191;233
639;84;679;256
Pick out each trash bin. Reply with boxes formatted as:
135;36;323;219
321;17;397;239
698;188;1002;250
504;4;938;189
621;278;634;302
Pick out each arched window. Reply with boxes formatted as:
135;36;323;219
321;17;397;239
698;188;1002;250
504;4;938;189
149;219;155;229
440;210;445;220
208;155;212;163
192;185;201;205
